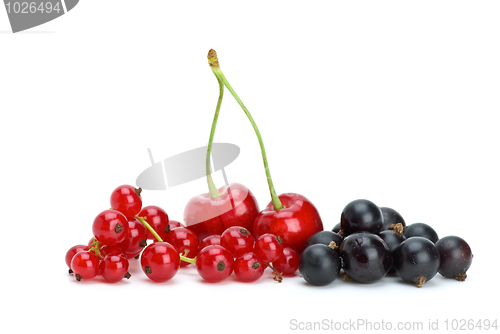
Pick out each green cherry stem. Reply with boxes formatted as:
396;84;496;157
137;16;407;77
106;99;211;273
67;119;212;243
135;216;197;264
207;49;283;211
206;75;225;199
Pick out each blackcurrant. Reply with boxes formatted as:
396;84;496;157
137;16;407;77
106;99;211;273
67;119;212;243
340;199;383;236
379;227;406;273
339;232;392;283
332;222;341;234
299;244;341;286
303;230;343;253
404;223;439;243
435;236;473;281
393;237;440;288
380;207;406;231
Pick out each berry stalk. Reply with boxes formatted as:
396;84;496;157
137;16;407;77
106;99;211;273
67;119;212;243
206;75;225;198
135;216;197;264
207;49;283;211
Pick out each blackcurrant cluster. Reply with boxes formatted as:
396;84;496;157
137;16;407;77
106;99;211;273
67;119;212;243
65;184;300;284
298;199;473;288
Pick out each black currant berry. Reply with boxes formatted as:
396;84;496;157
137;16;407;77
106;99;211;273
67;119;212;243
380;207;406;231
435;236;473;281
379;227;406;273
339;232;392;283
404;223;439;243
299;244;341;286
340;199;383;236
393;237;440;288
332;222;341;234
304;230;343;253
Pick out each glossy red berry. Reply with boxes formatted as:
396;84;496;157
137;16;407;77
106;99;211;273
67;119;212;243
110;185;143;218
273;247;299;276
254;233;284;263
120;218;147;256
71;251;100;281
199;235;221;251
196;245;234;283
234;252;265;282
138;205;169;240
92;209;129;246
220;226;255;258
65;245;89;273
141;242;180;282
100;253;131;283
163;227;200;267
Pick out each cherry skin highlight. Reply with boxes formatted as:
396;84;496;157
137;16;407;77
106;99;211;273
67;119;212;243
253;193;323;254
110;185;142;218
196;245;234;283
184;183;259;241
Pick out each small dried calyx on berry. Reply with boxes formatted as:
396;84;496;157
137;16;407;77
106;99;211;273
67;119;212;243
217;261;226;272
389;223;405;235
114;223;123;233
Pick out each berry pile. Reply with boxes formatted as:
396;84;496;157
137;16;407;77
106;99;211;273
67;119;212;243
65;184;300;283
299;199;473;288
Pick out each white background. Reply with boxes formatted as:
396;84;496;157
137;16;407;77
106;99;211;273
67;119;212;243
1;1;499;333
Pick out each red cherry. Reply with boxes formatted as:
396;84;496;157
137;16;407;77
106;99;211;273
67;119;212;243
163;227;200;267
110;185;143;218
138;205;169;240
92;209;129;246
273;247;299;276
65;245;89;272
100;253;131;283
184;183;259;241
199;235;221;251
220;226;255;258
254;233;284;263
141;242;180;282
196;245;234;283
234;252;265;282
253;193;323;254
71;251;100;281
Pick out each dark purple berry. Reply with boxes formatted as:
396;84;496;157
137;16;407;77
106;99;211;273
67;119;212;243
393;237;440;288
435;236;472;281
339;232;392;283
380;207;406;231
379;229;406;273
404;223;439;243
299;244;341;286
304;230;343;253
340;199;383;236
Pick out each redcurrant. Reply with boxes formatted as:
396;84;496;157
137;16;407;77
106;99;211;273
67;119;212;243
110;185;143;218
141;242;180;282
273;247;299;276
92;209;129;246
65;245;89;273
71;251;100;281
234;252;265;282
196;245;234;283
120;218;147;256
220;226;254;258
163;227;200;267
138;205;169;240
199;235;221;251
100;253;131;283
254;233;284;263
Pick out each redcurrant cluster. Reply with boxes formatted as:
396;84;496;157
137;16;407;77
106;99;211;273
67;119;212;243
65;184;300;283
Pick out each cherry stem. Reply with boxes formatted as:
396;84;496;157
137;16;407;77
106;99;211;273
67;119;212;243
134;216;197;264
206;75;224;199
207;49;283;211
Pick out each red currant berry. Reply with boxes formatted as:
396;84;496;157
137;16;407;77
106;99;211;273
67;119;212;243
199;235;221;251
163;227;200;267
110;185;143;218
138;205;169;240
100;244;126;257
65;245;89;273
93;209;129;246
71;251;100;281
141;242;180;282
273;247;299;276
120;218;147;255
234;252;265;282
196;245;234;283
220;226;254;258
254;233;284;263
100;253;131;283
